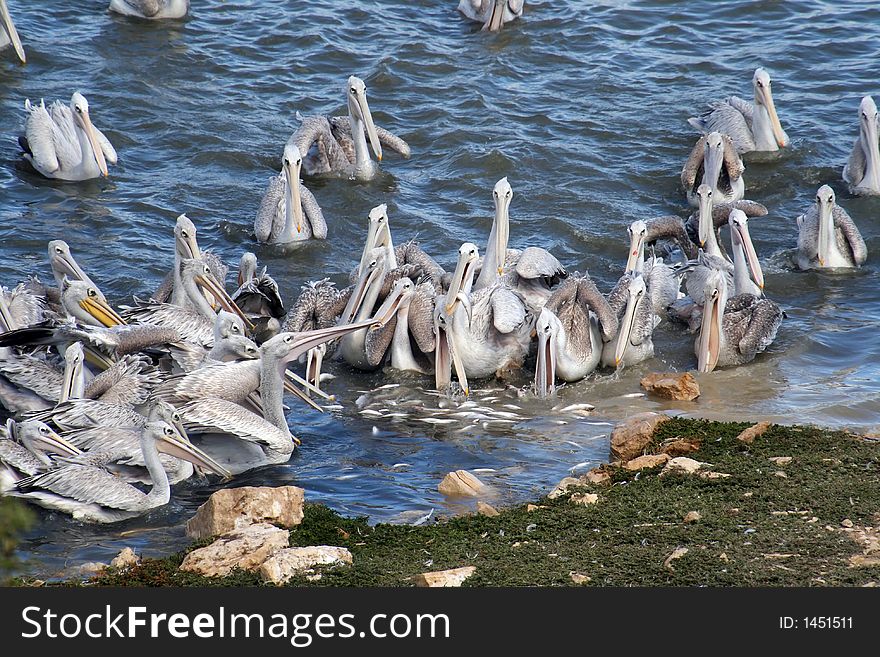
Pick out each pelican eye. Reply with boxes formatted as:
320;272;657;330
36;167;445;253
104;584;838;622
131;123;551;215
55;247;64;254
204;266;211;274
39;426;49;435
172;413;181;423
283;159;290;166
87;288;97;297
231;324;241;334
164;426;175;436
181;230;188;238
75;106;83;114
295;158;302;165
350;88;357;94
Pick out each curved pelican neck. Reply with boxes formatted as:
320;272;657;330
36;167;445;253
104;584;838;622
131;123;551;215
259;352;290;435
182;271;217;320
475;207;507;290
141;430;172;508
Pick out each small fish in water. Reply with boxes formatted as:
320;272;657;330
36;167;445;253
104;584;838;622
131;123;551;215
584;421;613;427
324;404;344;412
458;401;478;409
360;409;383;417
472;468;496;473
622;393;645;398
563;440;581;448
336;474;360;480
372;426;381;435
502;404;522;411
419;417;457;425
554;402;596;414
569;462;592;473
553;420;568;425
489;411;522;420
391;463;411;469
375;383;401;390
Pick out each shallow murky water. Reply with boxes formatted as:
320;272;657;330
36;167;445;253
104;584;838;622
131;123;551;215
1;0;878;576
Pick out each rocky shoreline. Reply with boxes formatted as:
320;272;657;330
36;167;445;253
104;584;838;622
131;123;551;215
8;414;878;588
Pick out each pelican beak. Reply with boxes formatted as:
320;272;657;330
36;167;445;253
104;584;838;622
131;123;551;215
734;221;764;290
280;374;323;417
703;140;724;197
81;110;109;177
535;318;556;398
759;83;788;148
34;427;82;459
305;345;324;391
625;230;645;274
285;157;305;234
494;193;511;276
862;112;880;192
445;252;473;315
340;262;381;325
354;90;382;162
434;320;452;391
0;294;15;333
697;188;713;247
83;345;115;371
371;282;407;327
816;197;833;268
284;369;333;402
51;250;90;285
157;427;232;480
79;296;126;327
483;0;507;31
614;288;642;368
60;351;83;404
697;290;722;373
195;272;254;330
448;330;470;396
286;319;389;363
0;1;25;64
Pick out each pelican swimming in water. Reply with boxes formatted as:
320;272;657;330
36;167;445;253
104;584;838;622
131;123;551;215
20;92;117;181
1;420;81;492
682;132;745;207
843;96;880;196
534;275;618;397
695;268;782;373
601;273;657;369
624;220;682;315
458;0;524;31
232;253;285;342
255;143;326;243
795;185;867;270
288;76;410;181
688;67;789;154
10;420;226;523
108;0;189;19
683;184;768;260
1;0;25;64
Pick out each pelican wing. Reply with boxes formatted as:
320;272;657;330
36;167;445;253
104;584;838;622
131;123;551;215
722;134;745;181
646;215;698;260
300;184;327;239
289;115;349;172
152;270;174;303
514;247;567;283
328;116;411;158
407;282;436;354
233;270;285;319
397;242;446;290
364;318;396;367
179;398;293;450
0;352;62;402
0;440;45;478
121;299;212;346
94;126;118;165
576;275;618;341
833;206;868;265
283;279;344;332
84;355;162;406
26;399;145;431
22;100;64;174
15;464;146;511
680;136;707;191
153;359;260;404
255;174;285;243
688;97;756;153
606;273;633;315
644;258;681;315
843;138;866;187
735;297;783;360
114;1;163;19
2;284;47;329
488;287;527;334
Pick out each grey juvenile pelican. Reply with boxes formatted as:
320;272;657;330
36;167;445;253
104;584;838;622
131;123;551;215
457;0;524;31
795;185;867;270
20;92;117;181
1;420;81;492
11;421;226;523
688;67;789;154
534;275;618;397
61;277;127;328
682;132;745;207
108;0;190;19
289;76;410;181
843;96;880;196
1;0;25;64
601;273;657;369
232;253;285;342
624;220;682;315
255;143;326;243
695;268;782;373
683;184;768;260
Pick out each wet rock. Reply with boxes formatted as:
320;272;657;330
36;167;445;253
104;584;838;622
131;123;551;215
683;511;702;524
640;372;700;401
774;471;788;479
624;453;670;471
526;504;545;513
841;519;854;528
569;572;591;585
700;470;731;480
570;493;599;506
477;501;500;517
438;470;486;498
186;486;305;540
583;468;612;486
413;566;477;587
548;476;582;500
260;546;353;585
610;412;671;462
850;555;880;568
179;523;290;578
110;547;140;569
66;562;107;578
736;421;773;445
660;438;701;457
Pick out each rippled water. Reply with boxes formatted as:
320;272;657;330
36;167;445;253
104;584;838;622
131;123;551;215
1;0;879;576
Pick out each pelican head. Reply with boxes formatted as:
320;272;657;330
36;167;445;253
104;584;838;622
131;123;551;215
174;214;201;262
696;268;728;373
815;184;837;267
433;298;469;396
703;132;726;197
214;309;246;341
613;274;647;367
70;92;109;177
752;68;788;148
7;419;81;464
625;220;648;274
281;142;305;234
0;0;25;64
48;239;100;293
534;307;559;398
61;277;125;328
359;204;392;275
149;420;232;480
857;96;880;192
237;252;258;287
491;177;513;275
346;76;382;162
696;183;714;247
728;209;764;289
341;249;387;325
445;242;479;317
373;277;415;327
180;258;252;329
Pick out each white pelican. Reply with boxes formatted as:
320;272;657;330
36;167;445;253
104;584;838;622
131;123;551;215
1;0;25;64
288;76;410;181
696;268;782;373
1;420;81;492
688;68;789;154
795;185;867;270
601;273;657;369
20;92;117;181
843;96;880;196
10;420;227;523
61;277;127;328
534;275;618;397
255;143;326;243
458;0;524;31
682;132;745;207
108;0;189;19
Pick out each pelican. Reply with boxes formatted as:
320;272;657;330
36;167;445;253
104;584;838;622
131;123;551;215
436;242;532;392
338;250;394;370
20;92;117;181
534;275;618;397
60;277;126;328
843;96;880;196
682;132;745;207
152;214;228;308
10;420;227;523
0;283;45;334
232;253;285;342
795;185;867;270
688;68;789;154
48;240;102;296
108;0;190;19
695;268;782;373
1;0;25;64
624;220;682;314
683;184;768;260
602;273;657;368
458;0;524;31
474;177;566;313
255;143;326;243
288;76;410;181
1;420;81;492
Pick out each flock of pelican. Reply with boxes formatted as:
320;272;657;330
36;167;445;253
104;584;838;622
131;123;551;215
0;3;875;525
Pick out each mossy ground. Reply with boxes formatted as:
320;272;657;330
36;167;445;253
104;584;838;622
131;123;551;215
22;419;880;587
